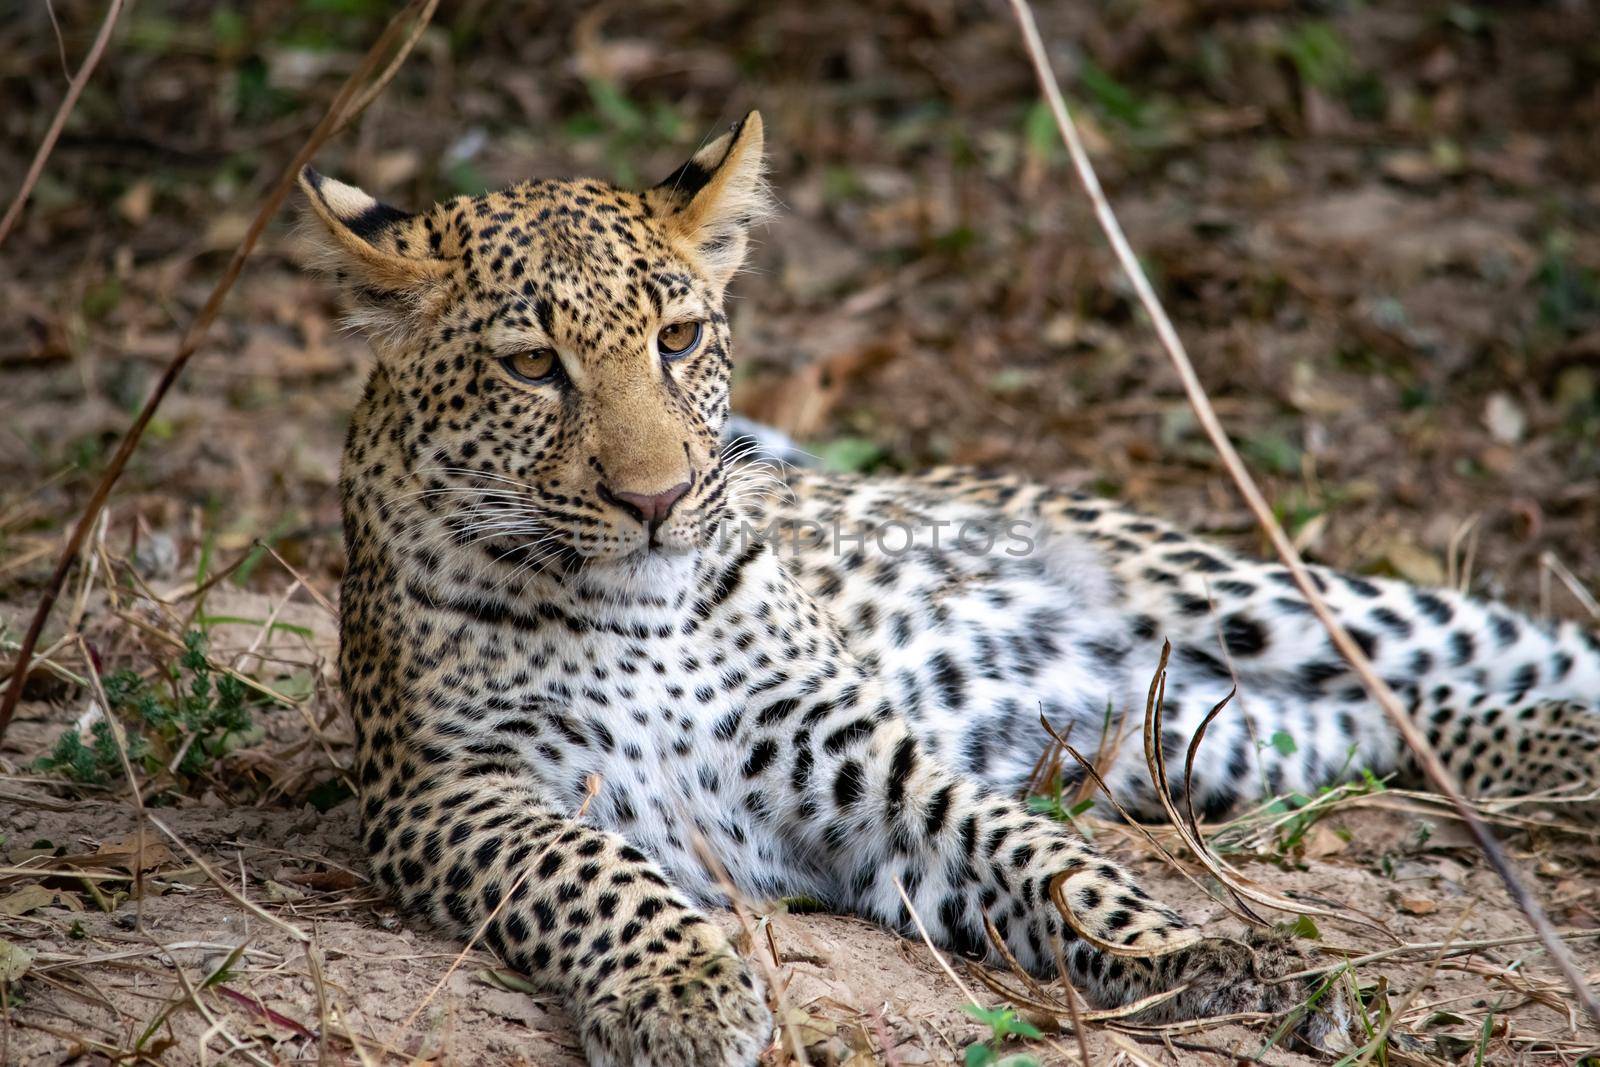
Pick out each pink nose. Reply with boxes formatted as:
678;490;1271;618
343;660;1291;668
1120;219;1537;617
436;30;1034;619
601;481;690;525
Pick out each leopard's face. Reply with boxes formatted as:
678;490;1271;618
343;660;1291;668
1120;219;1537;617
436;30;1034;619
302;114;769;566
367;180;739;564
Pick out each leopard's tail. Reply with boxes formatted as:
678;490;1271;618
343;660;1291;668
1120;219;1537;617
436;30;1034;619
1103;548;1600;812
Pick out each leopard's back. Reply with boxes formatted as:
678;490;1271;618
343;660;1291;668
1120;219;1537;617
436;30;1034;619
758;467;1600;810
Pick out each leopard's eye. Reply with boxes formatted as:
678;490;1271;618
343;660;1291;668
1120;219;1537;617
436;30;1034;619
500;349;560;384
657;321;703;361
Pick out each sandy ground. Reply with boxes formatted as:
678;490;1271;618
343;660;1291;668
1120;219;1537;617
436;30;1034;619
4;782;1598;1065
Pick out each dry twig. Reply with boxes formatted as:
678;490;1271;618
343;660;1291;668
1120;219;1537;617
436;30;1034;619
1004;0;1600;1026
0;0;127;250
891;874;982;1007
688;830;811;1067
0;0;441;742
146;814;311;945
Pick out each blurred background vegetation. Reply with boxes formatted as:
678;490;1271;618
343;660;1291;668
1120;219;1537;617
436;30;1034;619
2;0;1598;610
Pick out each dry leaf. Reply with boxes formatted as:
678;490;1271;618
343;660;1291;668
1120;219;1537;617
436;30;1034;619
0;884;57;917
0;937;34;983
58;837;176;875
1398;894;1437;915
1300;823;1348;859
203;212;252;252
264;879;306;902
781;1005;838;1045
117;180;155;226
479;968;541;995
1382;541;1446;586
735;342;898;439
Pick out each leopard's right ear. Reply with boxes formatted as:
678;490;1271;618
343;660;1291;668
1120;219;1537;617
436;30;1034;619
297;167;449;337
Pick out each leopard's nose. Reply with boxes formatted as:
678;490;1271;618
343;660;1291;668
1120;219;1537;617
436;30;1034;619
599;481;691;525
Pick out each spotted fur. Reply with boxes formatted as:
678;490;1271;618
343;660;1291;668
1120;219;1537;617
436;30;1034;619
299;111;1599;1065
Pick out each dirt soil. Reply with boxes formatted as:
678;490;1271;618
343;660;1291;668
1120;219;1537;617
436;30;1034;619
3;1;1600;1064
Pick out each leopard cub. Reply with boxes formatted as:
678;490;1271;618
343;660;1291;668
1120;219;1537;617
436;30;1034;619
300;112;1600;1065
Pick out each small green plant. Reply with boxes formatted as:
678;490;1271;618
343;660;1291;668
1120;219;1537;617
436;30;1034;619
1257;962;1350;1059
37;632;256;793
814;436;887;474
1270;766;1385;857
1027;776;1095;824
1277;20;1386;120
963;1004;1042;1067
1267;729;1299;758
562;78;686;186
1077;59;1152;129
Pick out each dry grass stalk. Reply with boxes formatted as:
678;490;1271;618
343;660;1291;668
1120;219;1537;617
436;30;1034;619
892;879;1096;1065
1269;928;1600;985
1042;714;1256;931
0;0;128;250
0;0;441;742
1004;0;1600;1026
890;874;981;1007
74;633;149;929
1142;645;1394;942
146;814;311;945
1541;550;1600;619
687;830;811;1067
254;539;340;618
1343;905;1477;1067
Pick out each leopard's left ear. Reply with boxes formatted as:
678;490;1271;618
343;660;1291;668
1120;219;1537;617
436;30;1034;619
649;111;772;293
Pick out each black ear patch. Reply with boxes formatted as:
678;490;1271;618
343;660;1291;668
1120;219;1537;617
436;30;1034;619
303;166;412;240
654;158;712;200
345;200;412;241
653;115;749;200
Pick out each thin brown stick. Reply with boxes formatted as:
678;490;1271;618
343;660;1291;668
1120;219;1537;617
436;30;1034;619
331;0;440;137
304;935;335;1067
968;962;1188;1024
1041;714;1255;930
1005;0;1600;1026
75;634;149;930
891;875;981;1006
254;539;340;618
1141;652;1267;928
1348;904;1476;1067
44;0;73;83
0;0;127;250
688;829;811;1067
0;0;439;743
1267;929;1600;984
982;916;1056;1006
1057;939;1094;1067
146;814;310;944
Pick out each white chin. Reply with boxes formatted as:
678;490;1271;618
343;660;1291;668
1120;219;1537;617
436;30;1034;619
587;550;697;590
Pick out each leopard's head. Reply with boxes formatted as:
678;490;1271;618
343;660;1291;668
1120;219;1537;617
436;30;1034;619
300;113;770;569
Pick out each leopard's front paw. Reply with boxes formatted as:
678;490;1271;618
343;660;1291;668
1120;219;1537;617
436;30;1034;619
1154;927;1349;1052
581;947;772;1067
